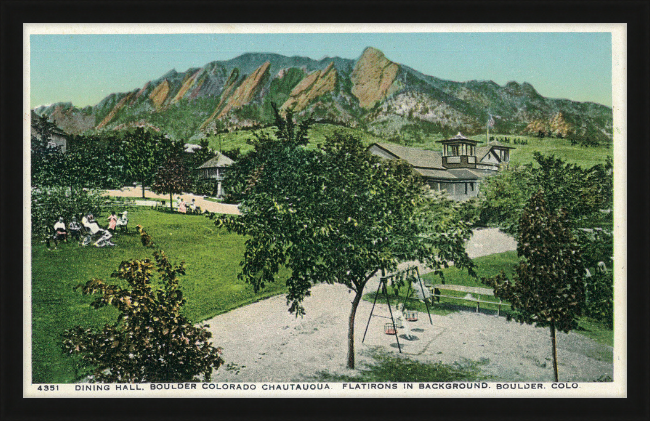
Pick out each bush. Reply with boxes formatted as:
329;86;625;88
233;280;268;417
61;226;224;383
584;269;613;329
31;187;105;237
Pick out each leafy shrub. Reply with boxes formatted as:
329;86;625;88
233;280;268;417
62;226;224;383
584;269;613;329
31;187;105;237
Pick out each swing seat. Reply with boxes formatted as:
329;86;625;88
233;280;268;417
404;310;418;322
384;323;397;335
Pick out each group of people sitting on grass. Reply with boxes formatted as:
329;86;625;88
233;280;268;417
47;211;128;248
175;197;201;214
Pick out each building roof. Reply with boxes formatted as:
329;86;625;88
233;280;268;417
372;143;444;170
435;132;479;145
475;141;515;162
486;140;515;150
197;153;235;169
447;169;481;181
417;168;491;182
475;145;492;162
370;141;510;183
416;168;458;180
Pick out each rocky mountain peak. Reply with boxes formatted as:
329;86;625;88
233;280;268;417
351;47;400;108
32;47;613;143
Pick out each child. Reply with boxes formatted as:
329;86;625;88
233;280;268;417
178;198;187;214
107;211;118;231
395;303;414;340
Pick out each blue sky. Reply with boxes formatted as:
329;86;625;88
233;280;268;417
30;32;612;108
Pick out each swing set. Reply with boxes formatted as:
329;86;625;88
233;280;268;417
362;266;432;353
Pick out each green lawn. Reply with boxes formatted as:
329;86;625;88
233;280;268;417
31;208;289;383
204;124;385;154
364;252;520;315
364;251;613;348
405;133;612;169
495;134;613;169
203;125;612;169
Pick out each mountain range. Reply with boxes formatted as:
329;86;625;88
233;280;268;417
33;47;613;142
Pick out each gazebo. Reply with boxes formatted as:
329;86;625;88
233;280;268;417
196;153;235;198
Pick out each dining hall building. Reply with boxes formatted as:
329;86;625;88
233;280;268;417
368;133;514;201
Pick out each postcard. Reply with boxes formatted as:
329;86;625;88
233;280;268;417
24;23;626;398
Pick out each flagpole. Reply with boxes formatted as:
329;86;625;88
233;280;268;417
486;115;490;146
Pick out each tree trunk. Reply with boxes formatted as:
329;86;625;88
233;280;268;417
550;323;559;382
142;179;146;198
170;192;173;211
347;290;363;370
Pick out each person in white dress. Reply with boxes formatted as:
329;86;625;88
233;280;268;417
395;303;414;340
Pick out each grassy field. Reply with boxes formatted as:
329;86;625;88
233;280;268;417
203;123;385;154
203;125;612;169
365;251;613;348
405;133;613;169
316;349;492;382
31;208;289;383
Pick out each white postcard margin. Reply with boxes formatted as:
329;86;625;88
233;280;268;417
23;22;627;398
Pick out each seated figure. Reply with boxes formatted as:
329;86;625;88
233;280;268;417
395;303;414;340
412;278;433;303
82;213;102;235
93;229;115;248
116;211;128;232
53;217;67;241
79;213;114;247
68;216;82;241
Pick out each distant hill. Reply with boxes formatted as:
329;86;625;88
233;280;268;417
33;47;613;143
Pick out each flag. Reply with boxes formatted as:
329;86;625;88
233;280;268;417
488;115;495;128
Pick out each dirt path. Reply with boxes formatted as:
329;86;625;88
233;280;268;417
104;186;240;215
204;229;612;382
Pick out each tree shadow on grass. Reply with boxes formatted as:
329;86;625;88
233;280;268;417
313;348;493;382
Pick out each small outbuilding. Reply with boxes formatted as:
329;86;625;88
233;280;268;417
31;111;69;153
197;153;235;198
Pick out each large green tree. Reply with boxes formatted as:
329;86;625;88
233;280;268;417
122;128;176;198
478;153;613;326
478;153;613;236
482;191;585;381
214;107;474;369
62;226;224;382
152;153;193;211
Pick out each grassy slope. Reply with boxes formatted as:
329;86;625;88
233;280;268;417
32;208;289;383
204;126;612;169
399;133;613;168
203;124;385;154
422;252;613;347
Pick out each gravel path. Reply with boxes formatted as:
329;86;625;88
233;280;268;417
204;228;613;382
104;186;240;215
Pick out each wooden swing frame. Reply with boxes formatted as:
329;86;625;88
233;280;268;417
361;266;433;353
